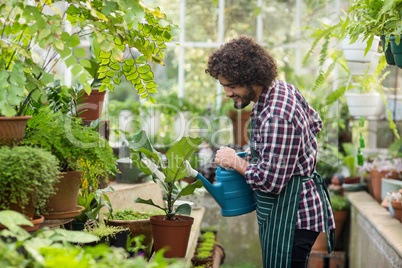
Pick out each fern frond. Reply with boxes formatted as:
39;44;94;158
325;85;347;106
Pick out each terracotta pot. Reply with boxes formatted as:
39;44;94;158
150;214;194;258
312;210;349;251
227;110;251;148
391;200;402;223
0;116;32;147
370;169;400;203
107;218;153;257
6;191;37;220
45;171;82;213
78;90;106;120
343;176;360;184
0;214;44;232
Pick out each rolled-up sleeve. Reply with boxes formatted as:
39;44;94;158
245;116;301;194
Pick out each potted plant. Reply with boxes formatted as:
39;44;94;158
0;146;60;230
359;155;402;203
129;130;203;258
0;210;185;268
104;207;163;258
84;219;129;248
69;186;114;230
22;107;117;217
339;143;361;185
191;231;219;267
390;189;402;223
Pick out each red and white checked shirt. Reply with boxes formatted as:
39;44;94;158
245;80;335;233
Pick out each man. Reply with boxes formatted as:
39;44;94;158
205;36;335;268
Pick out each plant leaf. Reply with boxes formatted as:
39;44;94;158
164;137;202;183
134;198;166;212
175;203;191;215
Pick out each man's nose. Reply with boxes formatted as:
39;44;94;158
224;87;233;97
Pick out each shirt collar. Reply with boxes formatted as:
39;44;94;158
250;80;277;120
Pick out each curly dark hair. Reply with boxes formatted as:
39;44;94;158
205;36;277;88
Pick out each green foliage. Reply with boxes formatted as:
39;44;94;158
0;146;60;215
330;194;351;211
130;130;203;220
0;0;177;117
22;107;117;177
201;226;218;233
195;250;213;260
0;211;184;268
84;223;127;241
105;207;162;221
200;232;216;242
75;187;114;224
303;1;400;139
341;142;359;177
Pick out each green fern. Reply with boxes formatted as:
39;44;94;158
325;85;347;106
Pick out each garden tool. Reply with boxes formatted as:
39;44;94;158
186;152;256;217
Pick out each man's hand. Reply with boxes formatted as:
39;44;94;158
214;146;237;169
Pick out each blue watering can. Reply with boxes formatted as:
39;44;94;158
186;152;256;217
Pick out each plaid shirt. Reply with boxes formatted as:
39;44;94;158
245;80;335;233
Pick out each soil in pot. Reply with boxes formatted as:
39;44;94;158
150;214;194;258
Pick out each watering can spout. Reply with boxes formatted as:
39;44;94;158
185;161;225;207
195;173;226;208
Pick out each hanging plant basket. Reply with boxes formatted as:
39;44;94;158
342;36;381;76
345;92;384;118
0;116;32;147
381;35;396;66
390;35;402;68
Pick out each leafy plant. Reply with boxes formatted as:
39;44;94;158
339;142;359;178
330;194;351;211
84;222;127;242
22;107;117;178
0;210;184;268
75;186;114;224
0;0;177;117
104;207;162;221
129;130;204;220
0;146;60;216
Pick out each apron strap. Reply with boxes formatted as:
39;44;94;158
311;171;336;254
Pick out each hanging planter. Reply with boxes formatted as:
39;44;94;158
345;91;384;118
390;35;402;68
0;116;32;147
342;35;381;76
381;35;396;66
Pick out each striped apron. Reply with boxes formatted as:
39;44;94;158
250;120;335;268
